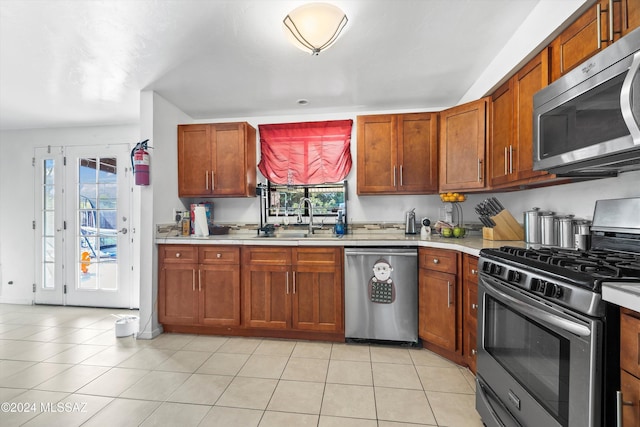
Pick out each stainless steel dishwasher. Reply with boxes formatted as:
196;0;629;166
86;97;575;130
344;247;418;344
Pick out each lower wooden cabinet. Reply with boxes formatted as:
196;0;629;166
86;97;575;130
462;254;479;373
419;248;462;359
620;308;640;426
158;244;343;341
158;245;240;327
242;246;343;336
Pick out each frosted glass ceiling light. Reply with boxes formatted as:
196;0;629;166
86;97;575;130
283;3;348;55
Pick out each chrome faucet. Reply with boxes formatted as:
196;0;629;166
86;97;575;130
301;197;322;234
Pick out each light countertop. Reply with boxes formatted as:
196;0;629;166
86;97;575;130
155;232;526;257
602;282;640;313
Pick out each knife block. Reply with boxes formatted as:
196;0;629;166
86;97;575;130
482;210;525;241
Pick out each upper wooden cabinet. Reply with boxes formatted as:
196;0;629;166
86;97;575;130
439;98;489;192
549;0;640;80
357;113;438;195
619;0;640;38
490;49;553;188
177;122;256;198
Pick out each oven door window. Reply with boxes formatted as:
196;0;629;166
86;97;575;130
485;296;570;426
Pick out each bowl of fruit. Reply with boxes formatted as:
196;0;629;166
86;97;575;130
439;192;466;203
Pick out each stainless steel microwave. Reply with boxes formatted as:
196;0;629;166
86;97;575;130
533;27;640;177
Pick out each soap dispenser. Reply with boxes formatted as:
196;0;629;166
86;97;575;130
334;210;345;235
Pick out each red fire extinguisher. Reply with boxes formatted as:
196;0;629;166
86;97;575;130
131;139;150;186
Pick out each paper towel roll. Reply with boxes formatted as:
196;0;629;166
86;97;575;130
193;205;209;237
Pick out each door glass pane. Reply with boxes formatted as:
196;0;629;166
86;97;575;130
76;157;118;291
42;159;55;289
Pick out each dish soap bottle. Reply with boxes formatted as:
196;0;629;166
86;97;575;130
334;210;345;236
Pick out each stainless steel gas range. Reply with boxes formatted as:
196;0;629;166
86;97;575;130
476;197;640;427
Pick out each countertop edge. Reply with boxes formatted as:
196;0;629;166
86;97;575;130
602;283;640;312
154;235;525;257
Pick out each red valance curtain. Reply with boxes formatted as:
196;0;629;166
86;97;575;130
258;120;353;185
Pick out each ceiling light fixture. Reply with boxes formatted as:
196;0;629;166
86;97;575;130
283;3;348;55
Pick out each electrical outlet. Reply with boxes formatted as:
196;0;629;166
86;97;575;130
172;208;183;223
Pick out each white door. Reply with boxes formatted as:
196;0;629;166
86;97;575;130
34;144;133;308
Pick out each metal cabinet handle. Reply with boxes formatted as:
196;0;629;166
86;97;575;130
597;3;602;49
608;0;614;42
504;147;508;175
286;271;289;295
192;269;196;291
205;171;209;190
433;258;440;264
211;171;215;191
175;252;181;258
447;281;452;307
400;165;404;187
293;272;296;294
509;145;513;174
477;159;483;182
471;269;477;275
393;166;397;187
617;390;634;427
472;303;478;310
198;270;201;291
471;349;477;356
216;253;221;258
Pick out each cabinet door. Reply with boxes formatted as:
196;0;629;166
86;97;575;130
463;278;478;373
551;0;608;80
489;80;513;187
211;123;254;197
439;98;488;191
620;0;640;37
243;264;290;329
397;113;439;193
419;269;457;352
158;264;198;325
620;370;640;427
357;115;399;194
292;265;343;332
621;311;640;378
199;264;241;326
178;124;212;197
513;49;551;182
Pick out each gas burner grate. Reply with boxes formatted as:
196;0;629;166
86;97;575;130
498;246;640;279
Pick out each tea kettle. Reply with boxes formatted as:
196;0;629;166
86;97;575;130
405;208;417;234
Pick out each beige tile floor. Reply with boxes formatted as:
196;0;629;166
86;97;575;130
0;304;483;426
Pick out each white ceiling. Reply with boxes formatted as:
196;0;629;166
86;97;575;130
0;0;581;131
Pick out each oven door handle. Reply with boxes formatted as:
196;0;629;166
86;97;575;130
483;278;591;337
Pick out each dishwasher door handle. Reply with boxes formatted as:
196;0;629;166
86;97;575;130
345;251;417;257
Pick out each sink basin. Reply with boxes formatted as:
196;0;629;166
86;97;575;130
276;232;310;238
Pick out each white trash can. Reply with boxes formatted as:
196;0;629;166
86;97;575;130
114;315;139;338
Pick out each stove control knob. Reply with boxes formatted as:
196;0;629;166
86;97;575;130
530;278;542;292
492;264;503;275
507;270;522;283
542;282;562;298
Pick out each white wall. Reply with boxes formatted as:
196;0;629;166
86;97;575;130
135;91;193;339
0;125;138;304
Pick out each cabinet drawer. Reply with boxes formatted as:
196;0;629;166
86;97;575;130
464;255;479;284
621;310;640;378
242;247;292;265
420;248;457;274
293;247;342;266
159;245;198;264
199;246;240;264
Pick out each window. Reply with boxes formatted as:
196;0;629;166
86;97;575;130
265;181;347;221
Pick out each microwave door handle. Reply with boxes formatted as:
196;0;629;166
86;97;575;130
482;277;591;337
621;51;640;145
